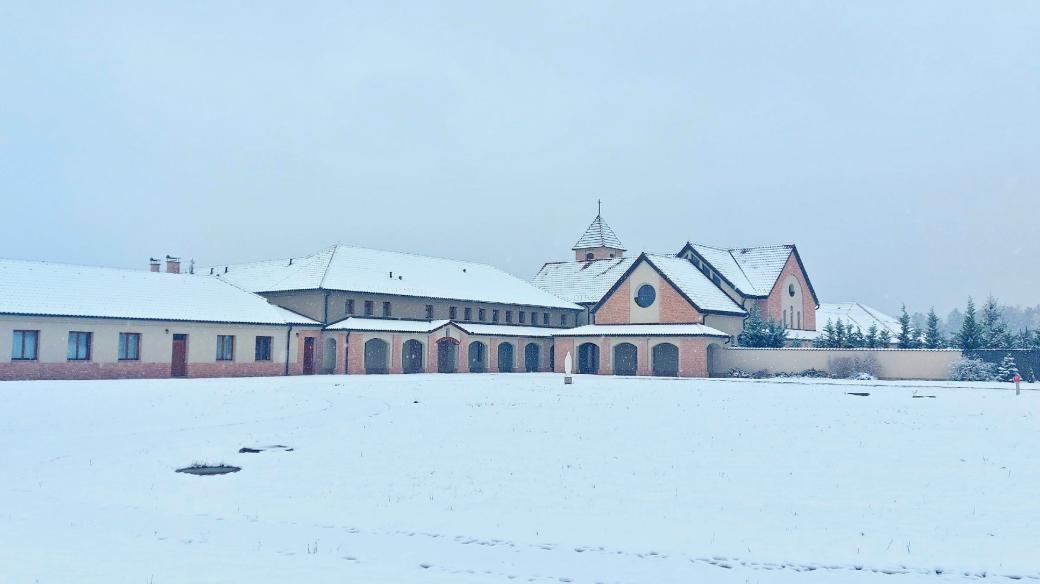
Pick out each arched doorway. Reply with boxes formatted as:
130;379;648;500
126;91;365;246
578;342;599;374
322;337;338;374
652;342;679;377
437;338;459;373
402;339;424;374
364;338;389;374
549;346;555;371
706;342;723;377
524;343;540;372
613;342;638;376
468;341;487;373
498;342;515;373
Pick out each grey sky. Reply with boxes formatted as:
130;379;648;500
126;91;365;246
2;1;1037;316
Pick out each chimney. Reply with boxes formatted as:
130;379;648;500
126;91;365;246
149;258;161;273
165;255;181;274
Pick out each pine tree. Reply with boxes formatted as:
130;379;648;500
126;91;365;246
897;304;914;349
834;319;847;348
815;319;836;348
956;297;984;353
877;329;893;347
739;306;787;348
997;354;1019;382
981;296;1011;349
865;324;879;348
847;326;866;348
924;308;944;349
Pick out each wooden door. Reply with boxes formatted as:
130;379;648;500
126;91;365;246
171;334;188;377
303;337;316;375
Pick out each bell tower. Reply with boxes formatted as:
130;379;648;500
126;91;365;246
573;201;626;261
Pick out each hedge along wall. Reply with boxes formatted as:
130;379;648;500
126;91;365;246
970;349;1040;381
718;348;963;381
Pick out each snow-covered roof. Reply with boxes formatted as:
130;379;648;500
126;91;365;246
0;259;319;326
786;303;901;343
533;253;745;315
685;242;795;297
205;245;581;310
640;254;746;315
533;257;637;305
573;215;625;250
455;323;554;338
552;323;729;337
325;317;450;333
324;317;555;338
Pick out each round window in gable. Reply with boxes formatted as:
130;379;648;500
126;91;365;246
635;284;656;308
788;283;796;297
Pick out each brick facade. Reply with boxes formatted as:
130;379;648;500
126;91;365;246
760;253;817;331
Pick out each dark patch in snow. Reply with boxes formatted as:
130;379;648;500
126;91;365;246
176;464;240;476
846;392;870;397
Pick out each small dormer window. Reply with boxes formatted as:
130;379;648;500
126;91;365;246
585;252;594;261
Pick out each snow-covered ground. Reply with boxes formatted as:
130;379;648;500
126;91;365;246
1;374;1037;583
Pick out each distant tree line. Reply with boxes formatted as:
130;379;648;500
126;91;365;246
739;295;1040;351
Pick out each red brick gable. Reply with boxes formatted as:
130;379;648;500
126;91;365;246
760;252;817;331
593;260;703;325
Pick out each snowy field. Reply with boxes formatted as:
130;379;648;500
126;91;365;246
1;374;1037;583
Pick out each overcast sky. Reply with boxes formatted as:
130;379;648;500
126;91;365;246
2;1;1037;315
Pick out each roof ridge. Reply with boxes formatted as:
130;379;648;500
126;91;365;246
317;245;338;289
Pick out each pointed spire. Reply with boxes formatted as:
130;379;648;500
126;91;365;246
572;206;625;251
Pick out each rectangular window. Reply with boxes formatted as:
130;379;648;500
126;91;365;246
346;299;354;315
364;300;374;316
561;313;568;326
118;332;141;361
425;304;434;319
478;308;486;321
11;330;39;360
255;336;273;361
519;311;526;324
492;309;499;322
505;310;513;323
449;306;457;319
383;301;392;317
712;274;721;286
542;313;549;326
216;335;235;361
67;331;92;361
464;307;472;320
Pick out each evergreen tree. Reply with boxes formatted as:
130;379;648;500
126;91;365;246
738;306;787;348
897;304;914;349
997;354;1019;382
834;319;848;348
847;326;866;348
981;296;1011;349
924;308;945;349
955;297;984;352
877;329;893;347
865;323;879;348
815;319;836;348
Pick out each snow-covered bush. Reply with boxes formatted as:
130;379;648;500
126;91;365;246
996;354;1019;382
726;368;752;378
830;355;881;379
949;357;997;381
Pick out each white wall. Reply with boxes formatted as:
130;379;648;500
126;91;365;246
717;347;963;380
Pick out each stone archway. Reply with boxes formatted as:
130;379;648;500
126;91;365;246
651;342;679;377
707;342;723;377
437;338;459;373
498;342;515;373
402;339;424;374
364;338;389;374
468;341;487;373
613;342;638;376
578;342;599;374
